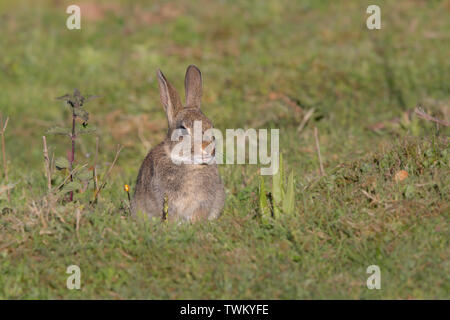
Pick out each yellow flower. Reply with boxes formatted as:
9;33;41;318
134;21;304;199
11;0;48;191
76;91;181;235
162;195;169;220
124;184;130;192
394;170;408;182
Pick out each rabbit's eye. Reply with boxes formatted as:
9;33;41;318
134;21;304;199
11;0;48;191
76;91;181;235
177;125;189;135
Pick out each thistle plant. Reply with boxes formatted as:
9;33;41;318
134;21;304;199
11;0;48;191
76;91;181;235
259;154;295;223
48;89;98;202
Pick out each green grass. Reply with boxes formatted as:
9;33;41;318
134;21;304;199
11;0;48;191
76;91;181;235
0;0;449;299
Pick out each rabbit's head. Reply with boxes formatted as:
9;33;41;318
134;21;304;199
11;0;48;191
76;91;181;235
157;65;216;165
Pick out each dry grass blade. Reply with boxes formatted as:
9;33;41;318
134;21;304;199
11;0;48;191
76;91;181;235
30;200;48;230
297;108;315;134
93;145;123;202
75;207;82;239
361;189;379;204
0;114;10;202
52;163;89;193
93;136;99;195
0;183;15;195
415;106;449;127
314;126;325;176
42;136;52;191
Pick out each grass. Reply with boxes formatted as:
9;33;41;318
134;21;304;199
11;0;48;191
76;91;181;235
0;0;449;299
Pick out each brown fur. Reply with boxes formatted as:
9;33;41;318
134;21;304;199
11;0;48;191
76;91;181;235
131;65;225;222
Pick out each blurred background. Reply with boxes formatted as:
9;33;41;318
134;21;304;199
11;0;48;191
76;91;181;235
1;0;448;180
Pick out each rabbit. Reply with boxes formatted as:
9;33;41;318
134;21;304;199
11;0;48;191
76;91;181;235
131;65;225;222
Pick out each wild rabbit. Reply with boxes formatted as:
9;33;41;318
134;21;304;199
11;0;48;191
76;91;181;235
131;65;225;221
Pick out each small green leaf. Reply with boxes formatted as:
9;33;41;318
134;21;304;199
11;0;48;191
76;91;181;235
76;168;93;181
55;157;70;170
73;88;82;99
56;94;71;101
85;95;100;103
272;153;284;216
282;171;295;215
404;185;415;199
77;126;96;135
60;181;82;194
74;108;89;123
279;153;284;188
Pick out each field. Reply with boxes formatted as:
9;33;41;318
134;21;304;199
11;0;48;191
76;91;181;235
0;0;449;299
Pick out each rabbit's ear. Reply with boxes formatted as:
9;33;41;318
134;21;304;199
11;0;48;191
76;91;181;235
157;69;183;128
184;65;202;109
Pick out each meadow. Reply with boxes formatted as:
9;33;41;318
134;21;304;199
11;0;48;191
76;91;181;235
0;0;449;299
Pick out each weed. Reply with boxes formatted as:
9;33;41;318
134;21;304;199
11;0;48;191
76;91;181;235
259;154;295;223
